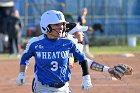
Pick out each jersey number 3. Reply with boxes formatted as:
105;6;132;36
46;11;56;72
51;61;58;71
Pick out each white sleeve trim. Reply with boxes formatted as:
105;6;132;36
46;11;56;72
103;66;110;72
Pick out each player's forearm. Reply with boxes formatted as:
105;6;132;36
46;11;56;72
89;61;110;72
79;60;89;76
19;64;26;72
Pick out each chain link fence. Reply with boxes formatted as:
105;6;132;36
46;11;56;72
17;0;140;46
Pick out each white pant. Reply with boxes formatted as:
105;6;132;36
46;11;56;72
32;79;70;93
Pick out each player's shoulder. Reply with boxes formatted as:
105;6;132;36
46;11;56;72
60;37;76;47
28;34;45;44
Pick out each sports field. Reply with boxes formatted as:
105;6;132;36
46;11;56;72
0;52;139;93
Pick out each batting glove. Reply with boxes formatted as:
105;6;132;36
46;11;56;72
81;75;93;90
16;72;25;86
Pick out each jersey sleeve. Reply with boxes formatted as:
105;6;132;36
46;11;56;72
70;41;86;62
20;37;36;66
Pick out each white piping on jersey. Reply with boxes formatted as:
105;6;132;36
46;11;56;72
23;34;45;54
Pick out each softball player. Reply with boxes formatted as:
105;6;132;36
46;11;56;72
16;10;92;93
65;23;108;70
65;22;133;79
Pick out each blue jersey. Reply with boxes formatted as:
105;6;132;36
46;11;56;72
20;34;86;85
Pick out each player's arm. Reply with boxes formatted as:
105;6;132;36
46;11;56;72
79;60;93;90
16;54;33;86
16;38;35;86
16;61;30;86
79;60;90;76
89;61;133;80
73;51;93;90
88;61;110;72
20;64;26;72
70;41;93;90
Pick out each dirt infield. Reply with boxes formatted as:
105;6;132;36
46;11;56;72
0;54;140;93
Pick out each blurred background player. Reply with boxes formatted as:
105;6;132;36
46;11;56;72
77;7;94;60
16;10;92;93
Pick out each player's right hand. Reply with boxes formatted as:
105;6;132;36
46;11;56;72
16;72;25;86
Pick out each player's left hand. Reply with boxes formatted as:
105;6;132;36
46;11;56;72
108;64;133;80
81;75;93;90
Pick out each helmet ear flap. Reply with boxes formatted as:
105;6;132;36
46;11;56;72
47;25;52;32
62;23;68;37
42;25;52;33
46;27;50;32
42;27;46;31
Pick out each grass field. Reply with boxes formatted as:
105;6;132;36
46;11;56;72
89;45;140;55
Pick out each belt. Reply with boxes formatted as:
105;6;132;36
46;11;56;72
41;82;65;88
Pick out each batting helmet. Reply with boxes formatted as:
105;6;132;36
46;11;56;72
40;10;66;34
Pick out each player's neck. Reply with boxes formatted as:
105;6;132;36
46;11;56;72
46;33;59;39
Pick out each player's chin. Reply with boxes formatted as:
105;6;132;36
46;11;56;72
54;36;62;39
53;34;62;38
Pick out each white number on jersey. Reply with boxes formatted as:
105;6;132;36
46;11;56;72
51;61;58;71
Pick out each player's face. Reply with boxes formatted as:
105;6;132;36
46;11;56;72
73;31;84;42
49;23;64;38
